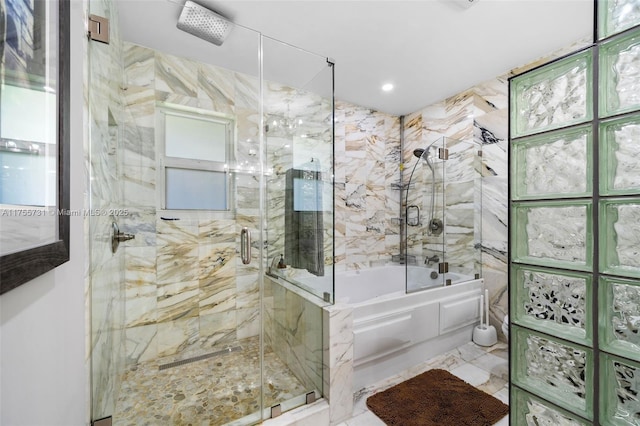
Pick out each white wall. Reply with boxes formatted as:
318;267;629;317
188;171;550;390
0;2;88;424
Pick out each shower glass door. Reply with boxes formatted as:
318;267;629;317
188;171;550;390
88;0;127;422
261;35;334;416
89;1;265;424
405;137;446;292
89;1;332;425
441;137;482;285
404;135;482;293
263;36;335;303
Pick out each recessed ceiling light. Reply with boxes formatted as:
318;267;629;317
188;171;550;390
382;83;394;92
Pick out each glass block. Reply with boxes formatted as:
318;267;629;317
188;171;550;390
511;201;593;271
511;125;592;200
599;0;640;40
511;264;592;345
512;387;590;426
511;325;593;419
600;199;640;278
600;114;640;195
600;29;640;117
511;50;593;138
600;353;640;425
600;276;640;361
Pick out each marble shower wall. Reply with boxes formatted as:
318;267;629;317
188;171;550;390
264;278;324;396
120;41;263;364
87;0;127;418
334;101;401;272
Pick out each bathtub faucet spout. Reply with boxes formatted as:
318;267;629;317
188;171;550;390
267;255;282;278
425;254;439;266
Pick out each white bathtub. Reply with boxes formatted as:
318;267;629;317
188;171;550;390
284;264;483;391
336;265;483;391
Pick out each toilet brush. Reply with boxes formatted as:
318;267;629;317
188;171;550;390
473;288;497;346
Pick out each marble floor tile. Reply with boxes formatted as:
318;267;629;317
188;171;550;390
453;341;490;362
450;363;491;387
474;352;509;380
337;410;386;426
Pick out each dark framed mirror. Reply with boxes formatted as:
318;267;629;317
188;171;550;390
0;0;70;294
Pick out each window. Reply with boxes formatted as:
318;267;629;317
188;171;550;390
159;106;233;211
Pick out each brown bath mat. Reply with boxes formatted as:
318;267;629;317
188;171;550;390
366;369;508;426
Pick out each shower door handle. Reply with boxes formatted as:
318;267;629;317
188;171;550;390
240;227;251;265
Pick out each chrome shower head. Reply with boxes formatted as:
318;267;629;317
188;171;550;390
177;1;233;46
413;148;425;158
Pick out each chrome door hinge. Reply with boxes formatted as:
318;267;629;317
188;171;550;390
270;404;282;418
439;262;449;273
88;14;110;44
306;391;317;404
92;417;112;426
438;148;449;160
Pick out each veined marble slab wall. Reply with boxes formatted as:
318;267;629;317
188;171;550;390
334;101;401;272
264;277;324;396
120;41;262;364
87;0;127;418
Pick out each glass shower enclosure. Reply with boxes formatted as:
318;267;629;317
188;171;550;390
403;136;482;292
87;1;334;424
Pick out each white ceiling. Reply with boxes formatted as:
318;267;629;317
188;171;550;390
116;0;594;116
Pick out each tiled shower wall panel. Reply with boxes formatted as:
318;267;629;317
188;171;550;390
120;42;262;364
333;101;401;273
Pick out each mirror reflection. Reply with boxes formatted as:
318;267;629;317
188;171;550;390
0;0;59;256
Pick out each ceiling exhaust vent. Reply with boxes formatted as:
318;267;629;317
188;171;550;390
449;0;480;9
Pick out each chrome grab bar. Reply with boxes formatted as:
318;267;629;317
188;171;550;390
240;227;251;265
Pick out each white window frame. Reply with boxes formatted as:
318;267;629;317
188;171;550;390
157;103;235;212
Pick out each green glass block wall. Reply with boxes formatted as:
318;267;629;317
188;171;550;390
512;387;591;426
510;5;640;424
600;354;640;425
599;277;640;360
599;0;640;40
599;113;640;195
510;50;593;138
511;125;593;200
511;201;593;270
599;28;640;117
511;264;592;345
512;325;594;418
600;199;640;278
